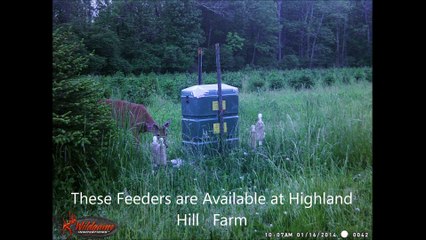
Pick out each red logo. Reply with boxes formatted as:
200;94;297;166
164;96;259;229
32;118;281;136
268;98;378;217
62;212;118;239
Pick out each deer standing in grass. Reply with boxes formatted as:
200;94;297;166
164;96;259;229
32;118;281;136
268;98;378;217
102;99;171;147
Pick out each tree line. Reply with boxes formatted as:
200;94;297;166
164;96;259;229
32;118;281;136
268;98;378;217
53;0;372;75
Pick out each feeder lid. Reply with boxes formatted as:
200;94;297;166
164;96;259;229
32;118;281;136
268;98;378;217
181;84;238;98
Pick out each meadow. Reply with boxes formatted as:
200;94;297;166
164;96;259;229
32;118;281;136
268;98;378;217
53;67;372;239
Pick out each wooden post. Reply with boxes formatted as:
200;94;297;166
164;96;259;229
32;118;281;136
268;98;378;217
215;43;224;153
198;47;203;85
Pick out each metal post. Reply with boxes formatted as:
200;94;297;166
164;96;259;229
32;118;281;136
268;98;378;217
198;47;203;85
215;43;224;153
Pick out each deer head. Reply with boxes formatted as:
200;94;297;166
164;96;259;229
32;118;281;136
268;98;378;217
151;119;171;148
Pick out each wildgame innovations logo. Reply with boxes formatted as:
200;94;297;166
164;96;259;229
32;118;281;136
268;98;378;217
62;212;118;239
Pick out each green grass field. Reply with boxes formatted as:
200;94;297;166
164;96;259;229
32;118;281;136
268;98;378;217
53;69;372;239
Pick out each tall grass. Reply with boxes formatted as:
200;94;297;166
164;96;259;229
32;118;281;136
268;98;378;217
53;70;372;239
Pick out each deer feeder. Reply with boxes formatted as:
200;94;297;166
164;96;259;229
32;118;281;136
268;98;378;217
181;45;239;153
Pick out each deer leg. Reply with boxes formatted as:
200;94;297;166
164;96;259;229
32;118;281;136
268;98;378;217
132;128;141;145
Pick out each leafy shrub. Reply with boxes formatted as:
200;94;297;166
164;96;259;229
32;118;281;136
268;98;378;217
53;27;89;81
102;72;159;104
53;27;117;205
82;26;131;75
159;74;192;102
223;71;243;89
281;54;300;69
268;72;284;90
139;73;159;102
354;70;364;82
323;75;335;86
162;78;177;100
365;68;372;82
53;77;116;187
248;78;266;92
342;74;351;84
201;72;217;84
289;75;314;90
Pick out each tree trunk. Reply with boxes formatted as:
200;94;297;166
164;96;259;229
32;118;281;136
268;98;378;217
335;24;340;67
276;0;283;62
306;3;314;60
309;12;324;68
363;1;371;53
282;21;286;61
341;16;347;66
207;20;212;47
299;4;309;59
251;30;260;65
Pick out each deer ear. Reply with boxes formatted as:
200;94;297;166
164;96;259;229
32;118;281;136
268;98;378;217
163;119;171;128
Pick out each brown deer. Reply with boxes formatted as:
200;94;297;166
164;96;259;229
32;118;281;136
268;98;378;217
102;99;171;147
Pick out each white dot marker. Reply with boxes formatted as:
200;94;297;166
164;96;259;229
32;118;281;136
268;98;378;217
341;230;348;238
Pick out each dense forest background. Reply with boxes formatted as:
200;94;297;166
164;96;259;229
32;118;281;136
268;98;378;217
53;0;372;75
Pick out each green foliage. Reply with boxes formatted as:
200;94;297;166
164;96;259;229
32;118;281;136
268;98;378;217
342;73;351;84
354;70;364;82
123;74;157;104
323;74;335;86
53;1;371;74
219;45;236;71
289;75;314;90
96;68;371;100
52;77;116;164
159;0;203;72
53;26;117;212
162;45;186;72
246;0;280;66
52;25;115;170
225;32;245;52
248;77;266;92
99;72;159;104
364;68;372;82
53;27;89;81
268;72;284;90
82;25;131;75
281;55;301;69
223;71;243;89
52;77;116;198
158;74;194;102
